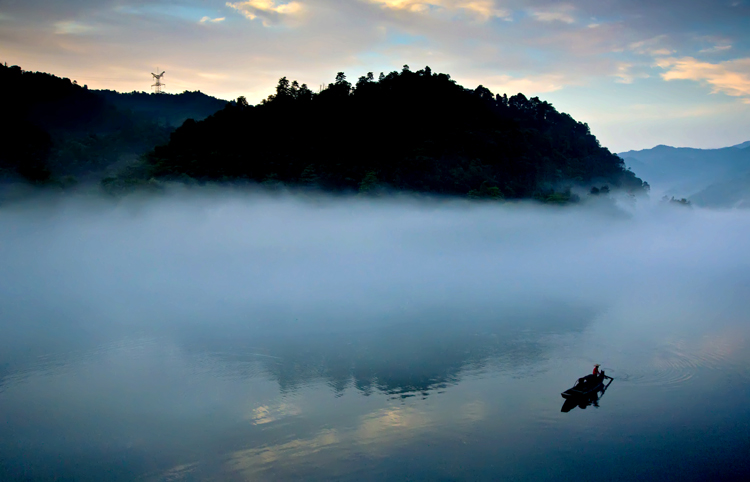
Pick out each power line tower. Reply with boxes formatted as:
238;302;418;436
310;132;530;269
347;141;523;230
151;68;166;94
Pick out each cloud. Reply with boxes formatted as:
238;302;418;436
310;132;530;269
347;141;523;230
226;0;304;26
613;62;649;84
199;16;226;23
699;44;732;54
657;56;750;102
481;73;569;94
54;20;97;35
368;0;510;21
628;35;673;56
530;5;576;24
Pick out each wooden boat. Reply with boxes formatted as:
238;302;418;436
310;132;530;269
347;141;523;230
561;372;611;399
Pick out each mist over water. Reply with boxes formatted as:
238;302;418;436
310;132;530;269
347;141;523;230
1;188;750;480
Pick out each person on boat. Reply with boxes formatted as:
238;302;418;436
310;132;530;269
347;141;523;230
576;365;604;386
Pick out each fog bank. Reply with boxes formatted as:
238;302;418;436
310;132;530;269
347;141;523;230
1;189;748;362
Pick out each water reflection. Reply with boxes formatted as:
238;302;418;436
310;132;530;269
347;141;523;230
175;303;596;399
0;301;602;481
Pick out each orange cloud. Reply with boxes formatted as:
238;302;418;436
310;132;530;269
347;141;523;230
368;0;510;21
657;56;750;103
476;73;569;95
227;0;304;26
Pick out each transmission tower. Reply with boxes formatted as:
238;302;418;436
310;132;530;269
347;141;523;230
151;68;166;94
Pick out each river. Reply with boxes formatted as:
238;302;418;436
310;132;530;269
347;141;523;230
1;190;749;480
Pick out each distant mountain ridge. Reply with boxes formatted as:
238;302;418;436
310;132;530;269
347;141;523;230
619;141;750;207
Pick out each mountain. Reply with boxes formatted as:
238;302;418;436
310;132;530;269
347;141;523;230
619;144;750;198
690;169;750;208
94;90;227;128
0;63;228;184
130;67;645;201
732;141;750;149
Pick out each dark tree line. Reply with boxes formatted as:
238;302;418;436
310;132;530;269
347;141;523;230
0;63;105;181
1;63;227;183
95;89;227;128
146;65;646;200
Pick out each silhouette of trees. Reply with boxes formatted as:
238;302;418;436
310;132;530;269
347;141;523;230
1;63;227;183
590;185;610;195
663;195;692;206
140;66;646;200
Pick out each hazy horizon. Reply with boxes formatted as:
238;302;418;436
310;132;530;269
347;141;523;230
2;186;747;345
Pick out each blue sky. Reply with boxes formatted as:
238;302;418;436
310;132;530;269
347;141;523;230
1;0;749;151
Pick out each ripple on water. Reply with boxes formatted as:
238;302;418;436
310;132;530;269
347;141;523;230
607;332;748;388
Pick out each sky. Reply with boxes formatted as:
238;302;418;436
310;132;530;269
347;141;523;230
1;0;749;152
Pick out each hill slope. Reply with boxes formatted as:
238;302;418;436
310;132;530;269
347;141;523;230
144;67;645;200
690;166;750;208
94;90;227;128
0;64;227;183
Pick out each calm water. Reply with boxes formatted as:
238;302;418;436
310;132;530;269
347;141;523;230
1;191;749;481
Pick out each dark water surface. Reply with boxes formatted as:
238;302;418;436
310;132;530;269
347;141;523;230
1;191;749;481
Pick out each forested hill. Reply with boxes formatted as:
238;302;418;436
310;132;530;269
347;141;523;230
146;67;646;200
94;90;227;128
0;63;227;183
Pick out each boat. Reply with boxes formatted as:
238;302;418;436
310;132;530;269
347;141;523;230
561;372;611;399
